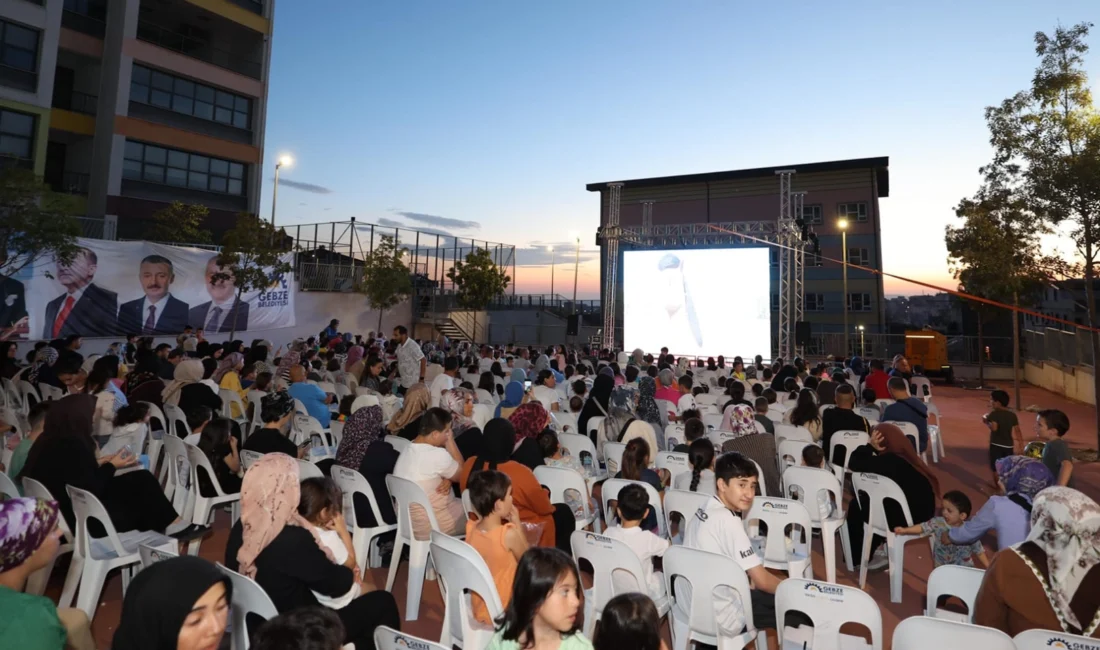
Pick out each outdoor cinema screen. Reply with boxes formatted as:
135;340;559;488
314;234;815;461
622;247;771;357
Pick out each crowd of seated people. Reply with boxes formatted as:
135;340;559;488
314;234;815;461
0;332;1096;650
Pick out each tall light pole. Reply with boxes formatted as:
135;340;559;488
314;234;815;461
270;154;293;227
858;324;865;357
548;246;555;299
570;232;580;314
838;217;849;357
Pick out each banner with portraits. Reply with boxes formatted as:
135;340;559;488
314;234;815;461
0;239;295;340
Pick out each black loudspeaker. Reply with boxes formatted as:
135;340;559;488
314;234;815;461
566;314;581;336
795;321;812;346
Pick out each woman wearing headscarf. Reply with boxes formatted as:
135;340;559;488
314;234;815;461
112;555;231;650
494;381;526;419
846;422;939;568
630;348;645;368
635;377;663;428
20;394;187;535
974;487;1100;638
770;364;799;393
335;398;398;528
277;338;305;381
26;346;59;389
386;382;430;440
344;345;366;382
946;455;1054;550
508;402;551;470
578;373;614;444
459;418;573;550
215;352;246;418
123;351;166;407
718;403;782;497
0;497;96;650
163;359;206;407
0;341;20;380
440;387;483;459
224;454;400;649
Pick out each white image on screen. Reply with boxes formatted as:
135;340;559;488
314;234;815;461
622;248;771;357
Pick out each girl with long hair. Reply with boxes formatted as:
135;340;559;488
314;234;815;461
785;387;823;441
674;437;716;495
487;547;588;650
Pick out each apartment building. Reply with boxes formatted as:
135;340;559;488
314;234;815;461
0;0;273;238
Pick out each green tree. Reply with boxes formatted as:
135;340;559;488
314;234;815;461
446;247;511;343
212;213;293;340
358;235;413;333
983;22;1100;444
0;168;82;281
148;201;212;245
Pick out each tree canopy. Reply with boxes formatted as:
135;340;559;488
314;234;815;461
358;235;413;332
148;201;213;245
213;213;292;339
0;167;81;281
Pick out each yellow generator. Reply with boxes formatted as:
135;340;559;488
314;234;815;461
905;329;954;383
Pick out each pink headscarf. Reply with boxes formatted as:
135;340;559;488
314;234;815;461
236;454;334;578
344;345;365;372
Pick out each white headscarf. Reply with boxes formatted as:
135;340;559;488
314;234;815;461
350;394;380;412
1019;487;1100;631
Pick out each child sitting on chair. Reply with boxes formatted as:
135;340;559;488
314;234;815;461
791;445;836;518
893;490;989;568
297;477;360;608
466;470;528;624
602;483;670;602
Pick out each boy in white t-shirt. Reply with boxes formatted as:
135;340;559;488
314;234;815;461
676;375;697;415
391;407;466;537
682;452;782;641
603;483;670;600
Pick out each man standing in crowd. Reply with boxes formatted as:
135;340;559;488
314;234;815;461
43;246;118;338
190;254;250;333
118;255;189;335
393;325;424;395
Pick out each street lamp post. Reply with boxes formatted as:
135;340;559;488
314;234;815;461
838;217;849;356
570;232;580;315
549;246;555;302
270;154;293;227
858;324;865;357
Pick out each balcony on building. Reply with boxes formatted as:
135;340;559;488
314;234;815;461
52;50;102;116
62;0;108;38
227;0;264;16
136;1;265;80
127;63;255;144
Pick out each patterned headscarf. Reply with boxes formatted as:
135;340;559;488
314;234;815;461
161;359;204;406
509;402;550;441
609;386;636;414
440;387;478;436
996;455;1054;500
213;352;244;383
0;497;60;573
335;405;383;470
720;403;757;436
345;345;365;372
236;454;333;579
277;339;306;379
387;383;430;433
1022;487;1100;631
635;377;662;426
27;347;58;384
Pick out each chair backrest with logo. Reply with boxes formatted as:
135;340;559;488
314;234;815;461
775;578;883;650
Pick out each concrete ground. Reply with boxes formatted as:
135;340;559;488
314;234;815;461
61;384;1095;649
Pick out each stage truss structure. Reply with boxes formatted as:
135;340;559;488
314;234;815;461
600;172;807;360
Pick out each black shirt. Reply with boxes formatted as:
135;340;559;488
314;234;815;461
243;427;299;457
225;522;353;613
179;384;223;418
847;444;936;525
821;407;870;463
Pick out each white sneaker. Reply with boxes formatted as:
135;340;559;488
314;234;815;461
867;547;889;571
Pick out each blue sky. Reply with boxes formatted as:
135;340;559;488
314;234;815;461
259;1;1097;298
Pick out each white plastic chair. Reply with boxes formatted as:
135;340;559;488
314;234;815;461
586;415;605;445
855;405;881;422
892;616;1015;650
470;403;492;430
430;530;503;650
743;497;813;579
852;472;925;603
246;390;267;433
774;423;814;445
385;435;411;454
39;383;64;402
909;377;932;400
0;469;17;497
163;403;191;438
601;478;666;538
655;398;676;418
775;578;883;650
663;545;764;650
555;432;598;470
777;439;815;473
22;478;79;601
66;486;177;619
926;401;945;462
1013;629;1100;650
0;377;19;410
293;413;331;447
571;530;670;636
829;429;870;482
748;458;770;497
138;542;179;569
534;465;600;533
884;419;926;462
695;393;718;407
331;465;398;571
552;410;579;435
17;379;40;414
818;404;835;417
160;435;196;528
664;423;686;448
219;389;250;435
385;474;443;620
296;458;323;479
706;430;738;448
603;442;626;476
374;626;449;650
655;451;691;485
239;449;264;470
662;489;711;545
874;398;894;412
219;562;278;650
185;443;241;527
701;413;724;431
782;466;853;583
925;565;985;623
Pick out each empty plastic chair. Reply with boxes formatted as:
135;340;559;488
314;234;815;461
374;626;449;650
385;474;444;620
430;531;503;650
925;564;985;623
892;616;1014;650
1013;629;1100;650
22;478;79;602
138;542;179;569
775;578;883;650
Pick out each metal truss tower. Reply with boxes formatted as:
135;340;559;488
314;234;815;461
792;191;806;357
776;170;794;361
602;183;623;350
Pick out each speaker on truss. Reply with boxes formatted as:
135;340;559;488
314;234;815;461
567;314;581;336
795;321;812;346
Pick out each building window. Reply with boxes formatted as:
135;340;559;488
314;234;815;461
847;292;872;311
847;247;869;266
123;140;246;196
0;108;36;164
838;202;868;223
803;204;822;225
0;19;40;92
806;293;825;311
130;64;252;130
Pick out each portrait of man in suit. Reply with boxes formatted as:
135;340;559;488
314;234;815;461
0;250;28;340
42;247;119;339
117;255;190;335
188;255;250;333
